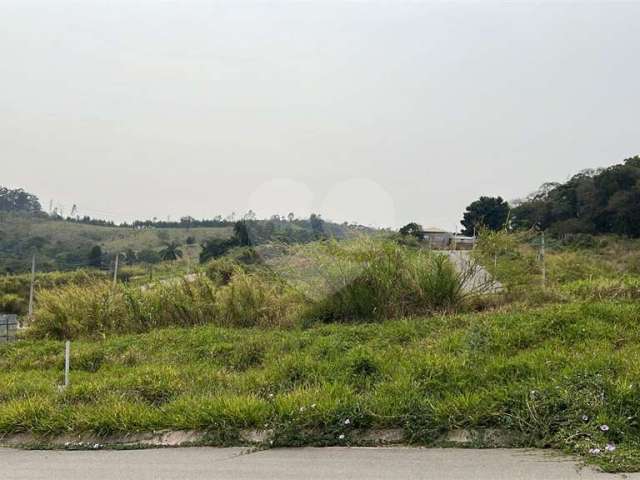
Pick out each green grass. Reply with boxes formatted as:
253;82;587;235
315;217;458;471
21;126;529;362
6;233;640;471
25;239;467;339
1;301;640;470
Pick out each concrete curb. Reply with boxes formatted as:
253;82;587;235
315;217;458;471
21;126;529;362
0;428;521;450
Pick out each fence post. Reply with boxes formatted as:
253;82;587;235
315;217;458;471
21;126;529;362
541;231;546;288
113;253;119;287
64;340;71;388
28;254;36;320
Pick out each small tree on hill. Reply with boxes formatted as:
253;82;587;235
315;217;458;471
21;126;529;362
159;241;183;261
88;245;103;268
310;214;325;239
233;221;251;246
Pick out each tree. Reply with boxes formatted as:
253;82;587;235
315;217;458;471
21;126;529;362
124;248;138;265
0;187;42;213
199;238;238;264
399;222;425;240
310;214;325;239
88;245;103;268
138;249;161;264
233;221;251;246
461;196;510;236
159;241;183;261
511;156;640;237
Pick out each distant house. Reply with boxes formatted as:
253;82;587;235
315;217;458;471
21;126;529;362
451;235;476;250
421;227;452;249
420;227;475;250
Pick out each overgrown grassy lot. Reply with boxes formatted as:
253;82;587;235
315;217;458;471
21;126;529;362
25;239;467;339
1;301;639;471
4;234;640;471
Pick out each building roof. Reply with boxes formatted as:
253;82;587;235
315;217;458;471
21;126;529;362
421;227;449;233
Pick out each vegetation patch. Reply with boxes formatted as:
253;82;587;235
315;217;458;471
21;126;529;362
1;302;640;470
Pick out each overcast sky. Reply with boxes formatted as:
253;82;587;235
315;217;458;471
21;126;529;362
2;1;639;229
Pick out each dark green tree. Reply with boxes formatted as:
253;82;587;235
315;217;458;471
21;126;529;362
124;248;138;265
88;245;103;268
461;196;510;236
0;187;42;213
199;238;238;263
159;241;183;261
310;214;325;239
138;249;162;264
399;222;425;240
511;156;640;237
233;221;251;246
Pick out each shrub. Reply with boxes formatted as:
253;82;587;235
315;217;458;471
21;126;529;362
216;271;301;328
303;240;464;322
0;294;23;314
28;278;218;339
205;257;241;286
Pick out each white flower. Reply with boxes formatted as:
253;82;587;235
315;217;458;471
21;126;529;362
338;434;345;440
600;424;610;432
311;404;317;409
344;419;351;425
299;407;306;413
589;448;601;455
605;444;616;452
581;415;589;422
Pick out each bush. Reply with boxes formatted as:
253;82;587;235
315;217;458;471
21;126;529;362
0;270;106;316
0;294;23;314
205;257;241;286
29;270;301;338
303;240;464;322
216;271;301;328
27;278;218;339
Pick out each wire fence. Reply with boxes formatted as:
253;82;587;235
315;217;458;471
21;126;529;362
0;314;18;343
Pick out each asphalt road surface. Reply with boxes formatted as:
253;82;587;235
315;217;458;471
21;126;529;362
1;447;636;480
446;250;502;293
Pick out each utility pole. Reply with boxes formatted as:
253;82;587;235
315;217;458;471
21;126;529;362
28;254;36;320
541;231;546;288
113;253;119;287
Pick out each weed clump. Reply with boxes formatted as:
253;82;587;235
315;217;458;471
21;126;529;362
302;240;464;323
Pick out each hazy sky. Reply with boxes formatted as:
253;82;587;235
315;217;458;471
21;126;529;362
2;1;639;229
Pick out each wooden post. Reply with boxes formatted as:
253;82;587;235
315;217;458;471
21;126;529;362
64;340;70;387
541;231;546;288
113;253;119;287
28;254;36;319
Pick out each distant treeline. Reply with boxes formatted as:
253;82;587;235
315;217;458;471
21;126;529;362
0;186;365;274
512;156;640;237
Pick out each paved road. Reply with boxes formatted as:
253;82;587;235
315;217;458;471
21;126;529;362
445;250;502;293
0;447;635;480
